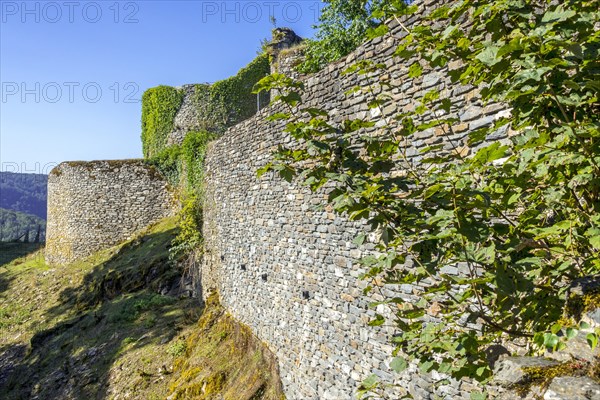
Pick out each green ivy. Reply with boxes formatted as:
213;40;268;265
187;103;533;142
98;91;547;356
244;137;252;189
148;130;216;256
210;53;271;127
181;131;216;193
141;86;184;158
147;145;183;187
141;54;270;158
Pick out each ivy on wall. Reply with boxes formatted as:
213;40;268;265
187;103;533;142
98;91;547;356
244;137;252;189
210;53;271;127
141;86;184;158
140;48;270;260
141;54;270;159
148;130;216;256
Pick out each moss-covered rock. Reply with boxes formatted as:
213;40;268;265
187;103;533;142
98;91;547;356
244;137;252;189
565;276;600;328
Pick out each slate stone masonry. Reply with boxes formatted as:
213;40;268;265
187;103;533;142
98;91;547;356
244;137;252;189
45;160;175;265
201;1;516;398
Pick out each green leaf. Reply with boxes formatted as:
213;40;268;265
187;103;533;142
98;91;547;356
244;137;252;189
419;360;434;372
543;333;559;349
366;24;389;40
471;143;509;165
551;323;562;334
533;332;545;347
275;165;295;182
585;228;600;249
353;233;366;246
256;163;273;179
359;374;380;390
470;391;487;400
497;39;523;58
368;314;386;327
390;357;408;373
408;63;423;78
266;113;291;121
423;184;444;199
507;192;521;205
587;333;598;350
513;67;552;84
542;7;576;23
475;46;500;66
277;92;302;106
580;322;591;330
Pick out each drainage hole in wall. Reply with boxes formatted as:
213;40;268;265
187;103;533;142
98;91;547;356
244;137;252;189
302;291;310;300
240;264;246;271
261;274;268;282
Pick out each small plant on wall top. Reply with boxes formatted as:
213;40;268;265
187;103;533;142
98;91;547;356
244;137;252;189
255;0;599;395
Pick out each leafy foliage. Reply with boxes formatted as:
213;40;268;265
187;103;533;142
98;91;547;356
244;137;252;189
147;145;183;187
148;131;216;256
209;53;271;127
141;85;184;158
255;0;600;390
142;55;268;254
181;131;216;192
141;55;270;158
298;0;409;73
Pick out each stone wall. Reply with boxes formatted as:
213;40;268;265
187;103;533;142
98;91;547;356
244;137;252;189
165;30;301;148
201;2;517;398
167;84;224;146
166;83;272;147
46;160;175;265
268;27;305;81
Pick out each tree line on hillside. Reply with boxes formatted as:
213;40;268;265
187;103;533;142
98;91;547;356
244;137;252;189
0;171;48;219
0;208;46;242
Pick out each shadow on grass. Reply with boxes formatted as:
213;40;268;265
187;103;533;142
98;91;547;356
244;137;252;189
0;243;43;294
0;226;203;400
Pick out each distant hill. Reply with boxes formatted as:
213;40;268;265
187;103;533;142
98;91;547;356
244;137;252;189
0;172;47;219
0;208;46;242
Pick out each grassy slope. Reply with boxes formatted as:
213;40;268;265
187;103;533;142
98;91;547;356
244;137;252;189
0;242;43;266
0;218;284;400
168;293;284;400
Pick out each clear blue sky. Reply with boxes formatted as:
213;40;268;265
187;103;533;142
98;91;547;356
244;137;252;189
0;0;320;174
